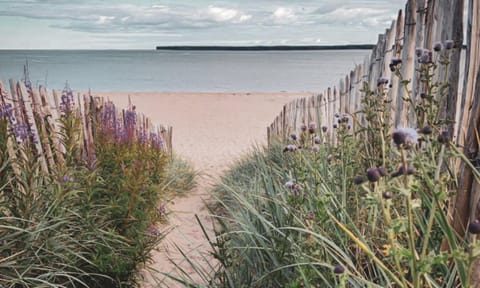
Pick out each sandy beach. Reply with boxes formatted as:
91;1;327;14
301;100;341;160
96;91;310;287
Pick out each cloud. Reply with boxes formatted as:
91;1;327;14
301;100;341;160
204;6;252;23
0;0;406;48
271;7;297;24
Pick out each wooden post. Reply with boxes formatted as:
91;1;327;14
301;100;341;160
17;81;49;173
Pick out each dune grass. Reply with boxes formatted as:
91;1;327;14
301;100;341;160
168;44;480;288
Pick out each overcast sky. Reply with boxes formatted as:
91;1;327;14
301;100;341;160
0;0;405;49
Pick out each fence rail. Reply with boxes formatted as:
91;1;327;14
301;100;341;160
268;0;479;237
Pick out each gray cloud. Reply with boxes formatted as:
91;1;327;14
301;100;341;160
0;0;405;47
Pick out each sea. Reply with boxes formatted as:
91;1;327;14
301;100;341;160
0;50;370;92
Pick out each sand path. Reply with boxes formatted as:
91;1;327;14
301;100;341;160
102;92;309;287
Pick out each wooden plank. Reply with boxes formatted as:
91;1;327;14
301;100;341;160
17;81;48;173
458;0;480;147
31;87;56;171
395;0;417;127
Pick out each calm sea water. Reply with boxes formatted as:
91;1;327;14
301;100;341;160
0;50;369;92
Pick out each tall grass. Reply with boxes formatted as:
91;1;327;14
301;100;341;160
173;44;480;287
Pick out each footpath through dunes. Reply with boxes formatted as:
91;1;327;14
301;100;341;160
103;91;310;287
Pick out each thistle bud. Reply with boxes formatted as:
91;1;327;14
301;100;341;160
366;168;381;182
333;265;345;274
314;136;321;144
378;166;388;177
353;175;365;185
382;191;393;199
468;220;480;234
444;40;455;50
433;42;443;52
419;125;432;135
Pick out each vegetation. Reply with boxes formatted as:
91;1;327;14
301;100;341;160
172;44;480;287
0;91;194;287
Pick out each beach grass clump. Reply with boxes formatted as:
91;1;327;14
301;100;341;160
173;43;480;287
0;93;170;287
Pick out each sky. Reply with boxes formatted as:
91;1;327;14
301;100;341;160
0;0;406;49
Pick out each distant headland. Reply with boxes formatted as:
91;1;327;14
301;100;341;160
155;44;375;51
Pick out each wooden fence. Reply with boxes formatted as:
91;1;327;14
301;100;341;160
0;78;173;175
268;0;479;237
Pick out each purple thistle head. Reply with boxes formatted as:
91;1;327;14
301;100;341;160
312;145;319;153
415;47;423;57
366;167;381;182
392;127;418;147
419;49;433;64
290;133;297;141
322;126;328;133
300;123;307;132
284;180;294;189
444;40;455;50
377;77;389;86
314;135;321;144
433;42;443;52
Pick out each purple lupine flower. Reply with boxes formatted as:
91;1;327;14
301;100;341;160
60;83;75;112
12;123;30;143
147;226;159;236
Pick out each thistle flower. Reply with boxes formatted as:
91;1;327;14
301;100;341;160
391;164;416;177
284;180;294;189
468;220;480;234
419;49;433;64
419;125;433;135
308;121;316;130
415;47;423;57
366;167;381;182
285;144;297;152
433;42;443;52
437;130;450;144
300;124;307;132
312;145;319;153
391;57;402;66
378;166;388;177
314;136;321;144
392;127;418;147
333;265;345;274
444;40;455;50
290;133;297;141
353;175;365;185
322;126;328;133
377;77;389;86
382;191;393;199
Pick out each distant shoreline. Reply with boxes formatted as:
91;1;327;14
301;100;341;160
155;45;375;51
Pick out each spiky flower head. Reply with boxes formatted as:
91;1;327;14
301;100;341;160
433;42;443;52
392;127;418;147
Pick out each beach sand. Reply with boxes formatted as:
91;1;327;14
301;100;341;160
96;91;310;287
